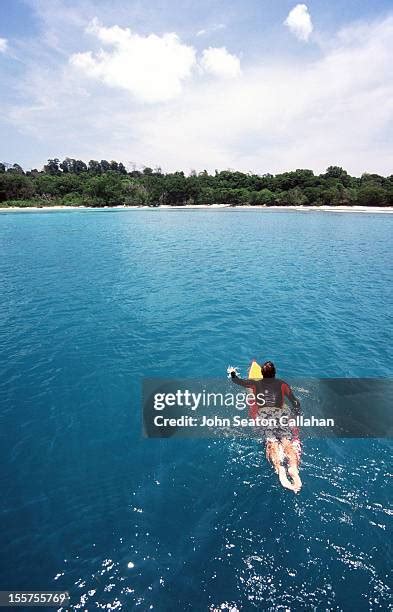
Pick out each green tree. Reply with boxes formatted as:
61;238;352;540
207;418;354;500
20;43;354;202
44;158;60;175
249;189;275;206
278;187;308;206
60;158;73;173
199;187;215;205
73;160;88;174
324;166;350;186
163;172;188;205
122;179;148;205
0;174;35;202
2;157;393;209
360;173;385;186
357;184;387;206
83;174;123;206
320;186;340;206
34;174;61;198
7;163;25;175
100;160;110;173
88;160;102;175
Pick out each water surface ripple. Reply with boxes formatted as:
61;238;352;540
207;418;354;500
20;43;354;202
0;209;392;610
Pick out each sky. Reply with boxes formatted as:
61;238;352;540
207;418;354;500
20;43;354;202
1;0;393;175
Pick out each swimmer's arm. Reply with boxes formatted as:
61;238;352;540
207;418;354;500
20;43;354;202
230;372;256;388
282;383;301;414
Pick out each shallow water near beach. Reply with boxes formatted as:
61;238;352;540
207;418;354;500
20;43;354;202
0;209;392;610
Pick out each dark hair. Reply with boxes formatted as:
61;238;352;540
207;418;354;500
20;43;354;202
262;361;276;378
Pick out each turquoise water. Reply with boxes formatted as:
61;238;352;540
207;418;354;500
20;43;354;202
0;209;392;610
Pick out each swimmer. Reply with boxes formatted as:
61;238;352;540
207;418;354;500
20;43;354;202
228;361;302;493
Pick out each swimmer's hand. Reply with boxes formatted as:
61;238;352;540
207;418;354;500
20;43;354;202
227;366;240;379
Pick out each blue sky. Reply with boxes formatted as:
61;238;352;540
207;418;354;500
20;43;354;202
1;0;393;175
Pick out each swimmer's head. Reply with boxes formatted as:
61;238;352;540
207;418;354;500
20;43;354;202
261;361;276;378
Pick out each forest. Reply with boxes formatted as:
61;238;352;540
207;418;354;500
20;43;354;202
0;158;392;207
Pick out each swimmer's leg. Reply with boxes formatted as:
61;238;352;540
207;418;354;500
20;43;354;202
281;437;302;493
266;440;297;492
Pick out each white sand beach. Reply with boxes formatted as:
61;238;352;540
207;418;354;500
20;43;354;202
1;204;393;213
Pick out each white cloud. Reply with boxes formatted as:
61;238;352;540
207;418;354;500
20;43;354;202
196;24;226;37
5;12;393;177
0;37;8;53
70;19;197;103
284;4;313;42
200;46;241;78
70;20;240;101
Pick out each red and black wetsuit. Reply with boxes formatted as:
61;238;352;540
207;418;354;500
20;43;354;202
230;372;300;419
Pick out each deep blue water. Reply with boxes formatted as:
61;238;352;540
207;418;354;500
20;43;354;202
0;209;392;611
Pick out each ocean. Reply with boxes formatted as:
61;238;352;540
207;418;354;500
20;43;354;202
0;208;392;610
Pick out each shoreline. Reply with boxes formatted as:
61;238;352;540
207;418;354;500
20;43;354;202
1;204;393;214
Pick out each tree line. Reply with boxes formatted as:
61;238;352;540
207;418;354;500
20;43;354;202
0;158;392;207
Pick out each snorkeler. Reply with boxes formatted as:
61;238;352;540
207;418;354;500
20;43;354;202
228;361;302;493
